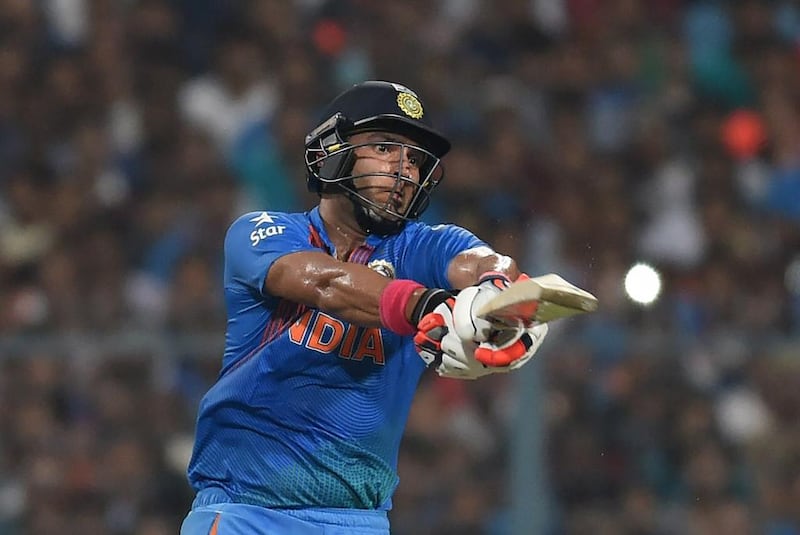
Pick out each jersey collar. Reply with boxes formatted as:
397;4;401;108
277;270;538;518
309;206;387;256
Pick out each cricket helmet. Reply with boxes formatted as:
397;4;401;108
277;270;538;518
304;81;451;235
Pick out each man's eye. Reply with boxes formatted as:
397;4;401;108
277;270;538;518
375;143;390;153
409;151;426;167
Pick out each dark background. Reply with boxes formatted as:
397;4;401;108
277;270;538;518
1;1;800;534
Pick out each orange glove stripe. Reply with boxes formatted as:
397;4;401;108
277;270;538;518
474;333;533;367
417;312;446;331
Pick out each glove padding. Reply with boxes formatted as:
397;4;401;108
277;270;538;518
450;273;549;369
452;273;512;343
414;297;486;379
414;297;547;379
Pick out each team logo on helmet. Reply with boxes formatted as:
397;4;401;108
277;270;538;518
367;259;396;279
397;92;423;119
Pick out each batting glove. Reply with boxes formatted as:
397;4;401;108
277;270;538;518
414;297;496;380
474;322;549;368
452;272;514;343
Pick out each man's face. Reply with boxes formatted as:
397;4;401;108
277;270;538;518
347;131;428;219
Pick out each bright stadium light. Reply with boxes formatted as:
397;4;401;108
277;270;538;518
624;262;662;306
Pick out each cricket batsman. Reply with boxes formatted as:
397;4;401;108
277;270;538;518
180;80;549;534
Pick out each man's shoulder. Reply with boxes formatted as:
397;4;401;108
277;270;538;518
401;220;465;237
398;220;484;251
229;210;307;230
224;210;310;249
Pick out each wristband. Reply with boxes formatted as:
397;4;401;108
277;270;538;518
379;279;423;335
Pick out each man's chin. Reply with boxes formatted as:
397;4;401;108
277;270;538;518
367;206;403;222
369;199;408;219
356;205;406;236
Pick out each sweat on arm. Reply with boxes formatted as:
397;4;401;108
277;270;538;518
264;246;521;333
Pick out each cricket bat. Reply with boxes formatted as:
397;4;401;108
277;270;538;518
476;273;598;326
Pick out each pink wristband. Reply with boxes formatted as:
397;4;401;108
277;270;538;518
379;279;424;336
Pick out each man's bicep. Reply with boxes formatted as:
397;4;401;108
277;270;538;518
264;251;343;304
265;251;391;326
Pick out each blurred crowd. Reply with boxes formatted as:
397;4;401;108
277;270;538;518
1;0;800;533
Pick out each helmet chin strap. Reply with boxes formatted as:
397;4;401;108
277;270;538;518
347;190;405;236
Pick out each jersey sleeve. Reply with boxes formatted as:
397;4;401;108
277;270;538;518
224;211;319;296
403;223;487;289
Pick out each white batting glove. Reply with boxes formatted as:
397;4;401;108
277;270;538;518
449;272;550;369
414;297;495;380
452;272;513;343
414;299;548;377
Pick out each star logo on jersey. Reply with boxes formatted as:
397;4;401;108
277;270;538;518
367;259;396;279
250;212;275;226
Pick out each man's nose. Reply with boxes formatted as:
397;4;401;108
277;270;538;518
393;147;413;175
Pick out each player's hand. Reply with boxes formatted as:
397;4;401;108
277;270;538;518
474;322;549;368
451;272;514;343
413;298;494;380
449;272;549;369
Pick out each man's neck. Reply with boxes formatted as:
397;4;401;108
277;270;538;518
318;198;367;260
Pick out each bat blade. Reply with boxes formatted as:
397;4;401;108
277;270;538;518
476;273;599;325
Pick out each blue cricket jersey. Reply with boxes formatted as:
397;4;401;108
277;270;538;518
187;206;485;511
